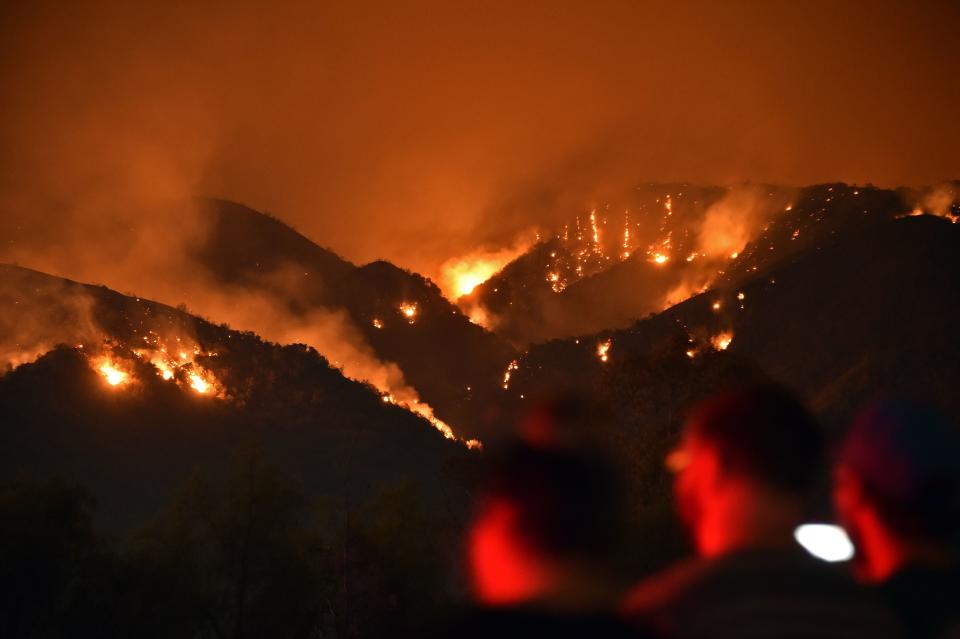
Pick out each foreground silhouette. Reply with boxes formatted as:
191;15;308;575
623;386;900;638
834;400;960;638
440;430;642;638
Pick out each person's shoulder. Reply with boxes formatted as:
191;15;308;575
443;606;646;639
875;566;960;639
622;549;904;638
621;556;712;617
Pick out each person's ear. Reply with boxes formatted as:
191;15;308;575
702;445;726;493
833;464;865;515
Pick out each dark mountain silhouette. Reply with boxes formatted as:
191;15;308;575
193;198;515;438
714;183;906;288
495;194;960;432
0;263;475;531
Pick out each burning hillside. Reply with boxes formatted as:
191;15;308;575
0;263;480;448
454;184;794;344
87;335;224;397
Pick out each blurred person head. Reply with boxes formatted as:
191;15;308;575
518;390;609;448
468;441;623;607
668;386;823;558
833;400;960;582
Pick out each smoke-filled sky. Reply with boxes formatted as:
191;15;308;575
1;0;958;278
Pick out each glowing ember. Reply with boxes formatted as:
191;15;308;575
651;253;669;265
597;339;611;363
399;302;418;323
730;251;739;259
737;291;745;300
711;332;734;351
712;301;721;311
372;318;383;329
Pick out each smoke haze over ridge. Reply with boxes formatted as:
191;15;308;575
1;0;959;282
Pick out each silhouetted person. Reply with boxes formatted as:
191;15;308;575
833;400;960;638
442;439;642;638
623;386;900;638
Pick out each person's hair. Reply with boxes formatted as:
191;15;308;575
842;401;960;541
686;386;823;495
860;476;959;541
480;441;623;559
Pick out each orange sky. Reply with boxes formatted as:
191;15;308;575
1;0;958;276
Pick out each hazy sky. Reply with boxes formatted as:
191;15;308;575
1;0;958;277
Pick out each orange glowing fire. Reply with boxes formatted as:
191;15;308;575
597;339;611;363
91;333;224;398
622;211;631;259
651;253;669;265
399;302;418;323
382;389;480;449
590;209;600;246
97;359;129;386
711;332;734;351
372;318;383;329
438;234;536;300
502;359;519;389
155;360;175;380
188;372;212;394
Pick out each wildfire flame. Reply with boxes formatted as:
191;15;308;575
399;302;418;323
590;209;600;246
597;338;611;363
502;359;519;389
155;360;175;380
622;210;631;259
89;333;225;398
97;359;129;386
711;332;734;351
438;233;536;300
188;372;212;394
382;390;480;448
